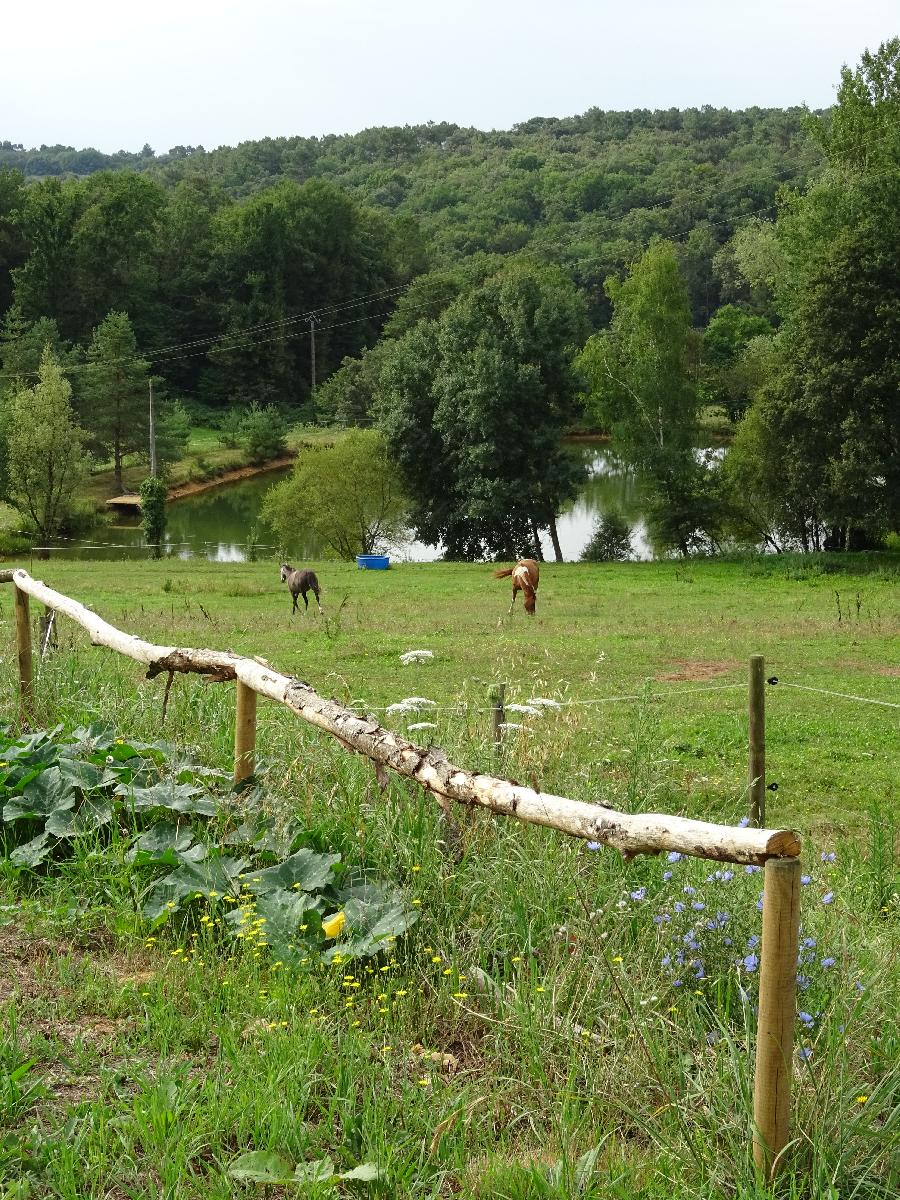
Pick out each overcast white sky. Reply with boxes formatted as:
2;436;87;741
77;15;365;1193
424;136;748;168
3;1;896;154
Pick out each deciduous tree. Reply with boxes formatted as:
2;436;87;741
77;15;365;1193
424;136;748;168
262;429;407;559
6;347;90;540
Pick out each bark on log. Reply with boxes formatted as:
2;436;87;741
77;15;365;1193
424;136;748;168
10;569;800;866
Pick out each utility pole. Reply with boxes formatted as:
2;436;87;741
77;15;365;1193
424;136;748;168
309;313;317;400
148;378;157;478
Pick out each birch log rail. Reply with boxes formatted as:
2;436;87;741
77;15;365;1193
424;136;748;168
8;568;800;866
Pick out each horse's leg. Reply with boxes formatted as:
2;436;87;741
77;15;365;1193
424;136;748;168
508;585;518;615
313;585;322;613
292;591;298;615
302;589;309;611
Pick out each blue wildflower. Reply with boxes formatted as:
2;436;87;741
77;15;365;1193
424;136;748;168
738;816;751;828
629;887;646;901
798;1011;814;1026
803;937;817;949
667;851;683;863
662;870;673;881
586;841;602;851
692;901;706;911
821;957;836;969
674;902;685;914
798;1047;813;1062
742;953;759;973
801;875;811;885
721;870;734;882
745;865;761;874
683;885;696;896
821;851;836;863
747;934;759;949
822;892;834;905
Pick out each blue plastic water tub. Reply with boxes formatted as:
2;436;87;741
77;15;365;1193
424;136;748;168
356;554;390;569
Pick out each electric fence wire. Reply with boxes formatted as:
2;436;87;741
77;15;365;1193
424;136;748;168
348;674;899;718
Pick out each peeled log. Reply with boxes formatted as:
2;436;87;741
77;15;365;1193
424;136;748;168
10;569;800;865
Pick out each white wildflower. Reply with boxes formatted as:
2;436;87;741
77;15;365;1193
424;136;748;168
400;649;434;665
506;704;542;717
498;722;524;731
386;701;417;716
407;722;437;732
526;697;562;709
401;697;436;708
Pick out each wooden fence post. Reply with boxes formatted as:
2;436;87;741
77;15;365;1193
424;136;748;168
753;856;801;1181
749;654;765;827
234;680;258;784
491;682;506;750
14;583;33;715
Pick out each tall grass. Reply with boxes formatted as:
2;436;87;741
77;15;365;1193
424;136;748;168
1;556;897;1196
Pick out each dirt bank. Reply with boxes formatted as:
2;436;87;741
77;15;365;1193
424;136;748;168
167;454;296;501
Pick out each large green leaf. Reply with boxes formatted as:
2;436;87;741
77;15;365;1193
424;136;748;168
243;848;340;896
339;1163;381;1181
226;1150;297;1183
45;799;114;838
56;758;108;792
143;853;249;921
3;767;76;823
69;722;117;750
324;883;418;961
291;1157;335;1183
117;780;217;816
232;888;325;961
126;822;197;866
9;832;52;868
221;815;292;853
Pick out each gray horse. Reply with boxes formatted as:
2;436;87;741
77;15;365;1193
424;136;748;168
280;563;322;614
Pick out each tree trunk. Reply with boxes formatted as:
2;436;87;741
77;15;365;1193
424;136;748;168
529;519;543;561
547;514;564;563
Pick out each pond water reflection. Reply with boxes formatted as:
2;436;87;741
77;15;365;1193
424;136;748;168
40;444;657;563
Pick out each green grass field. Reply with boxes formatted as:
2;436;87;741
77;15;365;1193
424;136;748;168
1;554;898;1198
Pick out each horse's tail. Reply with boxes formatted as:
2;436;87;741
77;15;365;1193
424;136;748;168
493;568;514;579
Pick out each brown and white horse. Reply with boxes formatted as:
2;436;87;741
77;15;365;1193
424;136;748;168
494;559;540;615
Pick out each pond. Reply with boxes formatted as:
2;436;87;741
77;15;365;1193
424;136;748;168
36;444;657;564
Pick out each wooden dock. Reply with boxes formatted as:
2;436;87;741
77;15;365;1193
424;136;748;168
105;495;142;512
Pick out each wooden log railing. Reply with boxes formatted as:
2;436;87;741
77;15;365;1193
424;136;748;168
3;566;801;1178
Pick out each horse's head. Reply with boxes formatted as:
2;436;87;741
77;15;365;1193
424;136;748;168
280;563;293;583
524;589;537;615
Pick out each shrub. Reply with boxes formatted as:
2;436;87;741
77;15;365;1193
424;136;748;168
217;408;245;449
581;510;634;562
240;403;287;464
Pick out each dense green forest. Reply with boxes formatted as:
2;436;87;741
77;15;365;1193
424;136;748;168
0;41;897;559
0;104;821;403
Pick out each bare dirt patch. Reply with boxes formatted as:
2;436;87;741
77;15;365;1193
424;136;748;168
654;660;735;683
0;925;63;1003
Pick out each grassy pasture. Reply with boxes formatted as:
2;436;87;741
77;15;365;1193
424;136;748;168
1;554;898;1198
